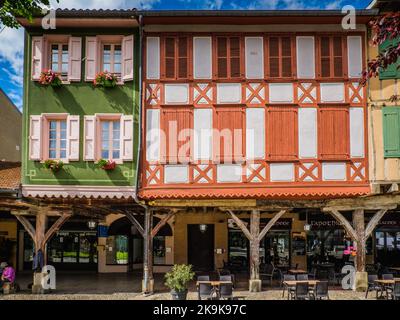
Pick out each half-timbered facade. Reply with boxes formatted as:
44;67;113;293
140;15;370;200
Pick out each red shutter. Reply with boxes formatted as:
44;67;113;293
178;37;188;79
269;37;279;77
215;107;244;162
333;37;343;77
267;107;298;160
319;107;349;159
281;37;292;77
162;108;192;163
217;37;228;78
320;37;330;78
165;37;176;79
230;37;241;78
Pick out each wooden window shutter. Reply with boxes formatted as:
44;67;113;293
333;37;343;77
383;107;400;157
85;37;98;81
68;37;82;82
121;115;134;160
217;37;228;78
67;115;80;161
178;37;188;79
215;108;244;162
320;37;330;78
319;107;349;159
162;108;192;163
230;37;241;78
29;115;43;160
122;35;134;82
83;115;96;161
379;38;400;80
281;37;292;77
269;37;280;77
267;107;298;160
165;37;176;79
32;36;44;80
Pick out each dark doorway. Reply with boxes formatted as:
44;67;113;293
188;224;214;271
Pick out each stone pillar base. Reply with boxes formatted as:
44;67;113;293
142;279;154;295
249;279;262;292
32;272;44;294
354;272;368;292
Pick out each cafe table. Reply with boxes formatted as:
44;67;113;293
288;269;307;275
374;279;400;300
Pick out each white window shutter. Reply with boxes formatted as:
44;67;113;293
29;115;43;160
84;116;96;161
32;37;44;80
121;115;134;161
122;35;134;82
68;37;82;82
67;115;80;161
85;37;98;81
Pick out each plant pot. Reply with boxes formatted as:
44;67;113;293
50;82;62;88
103;80;116;88
170;289;188;300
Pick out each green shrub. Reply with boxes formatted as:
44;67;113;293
164;264;195;293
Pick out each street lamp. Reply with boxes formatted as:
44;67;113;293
199;224;208;233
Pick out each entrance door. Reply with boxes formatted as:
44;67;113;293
188;224;214;271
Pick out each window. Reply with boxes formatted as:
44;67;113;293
48;120;67;159
163;36;189;80
267;107;298;160
106;235;129;265
267;36;293;78
379;38;400;80
318;107;349;159
319;36;345;78
153;236;166;265
383;107;400;157
51;44;69;80
100;120;121;160
102;44;122;79
216;36;242;79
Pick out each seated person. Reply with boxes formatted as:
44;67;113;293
0;262;15;287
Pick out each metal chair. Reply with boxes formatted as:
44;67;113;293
293;282;309;300
308;268;317;280
365;274;382;299
282;274;296;299
260;263;275;287
390;282;400;300
197;275;210;282
198;283;214;300
219;283;234;300
297;274;309;281
312;281;329;300
219;274;235;287
382;274;395;297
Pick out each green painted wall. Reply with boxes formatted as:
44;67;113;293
22;28;140;187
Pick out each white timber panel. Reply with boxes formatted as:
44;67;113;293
270;163;294;182
350;107;365;158
322;162;346;181
194;109;213;160
298;108;317;158
246;108;265;159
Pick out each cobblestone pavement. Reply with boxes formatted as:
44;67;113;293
0;272;386;300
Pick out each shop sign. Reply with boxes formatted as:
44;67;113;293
228;218;292;230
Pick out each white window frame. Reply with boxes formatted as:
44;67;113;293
50;43;69;81
99;119;121;162
48;119;68;160
101;42;122;81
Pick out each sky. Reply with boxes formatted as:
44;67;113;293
0;0;372;110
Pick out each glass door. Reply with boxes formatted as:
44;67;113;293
264;231;290;267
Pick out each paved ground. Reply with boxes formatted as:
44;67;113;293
0;272;383;300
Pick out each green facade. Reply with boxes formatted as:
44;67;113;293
22;28;140;187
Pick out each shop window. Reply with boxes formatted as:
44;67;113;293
379;37;400;80
153;236;166;265
106;235;129;265
383;107;400;158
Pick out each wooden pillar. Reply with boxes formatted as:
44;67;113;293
352;209;366;273
249;210;260;282
142;209;154;294
35;211;48;264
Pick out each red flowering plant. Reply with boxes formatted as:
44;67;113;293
39;70;62;88
96;159;116;171
93;71;118;88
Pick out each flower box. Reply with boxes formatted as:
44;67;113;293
44;160;64;173
39;70;63;88
96;159;116;171
94;71;118;88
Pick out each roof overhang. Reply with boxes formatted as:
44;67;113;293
367;0;400;11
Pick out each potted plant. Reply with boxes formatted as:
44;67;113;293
164;264;195;300
39;70;63;88
96;159;116;171
44;159;64;172
93;71;118;88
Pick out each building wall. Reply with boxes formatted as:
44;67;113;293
0;89;22;162
22;28;140;189
368;43;400;184
0;219;18;268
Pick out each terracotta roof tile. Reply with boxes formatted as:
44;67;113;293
0;162;21;190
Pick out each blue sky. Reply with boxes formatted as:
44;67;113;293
0;0;372;110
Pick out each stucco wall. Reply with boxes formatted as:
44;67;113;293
0;89;22;162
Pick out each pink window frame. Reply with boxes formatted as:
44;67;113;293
95;114;123;164
41;113;69;163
